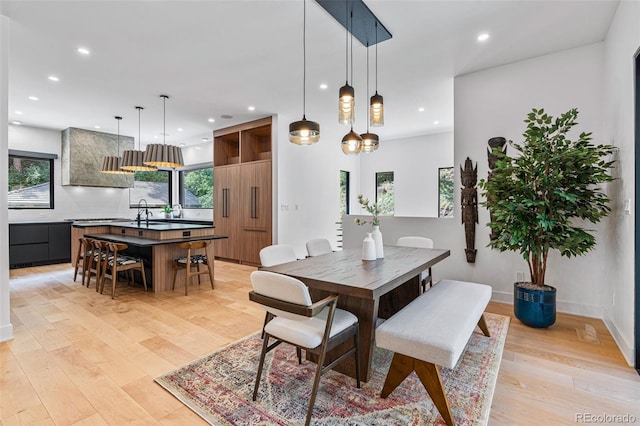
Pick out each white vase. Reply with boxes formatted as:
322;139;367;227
371;225;384;258
362;233;376;261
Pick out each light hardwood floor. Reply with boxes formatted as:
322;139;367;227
2;262;638;425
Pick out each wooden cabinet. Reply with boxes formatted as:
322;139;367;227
214;165;241;260
214;117;272;265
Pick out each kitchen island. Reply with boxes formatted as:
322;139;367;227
72;220;227;293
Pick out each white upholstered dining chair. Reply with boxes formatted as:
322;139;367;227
305;238;333;257
397;236;434;291
249;270;360;426
259;244;297;267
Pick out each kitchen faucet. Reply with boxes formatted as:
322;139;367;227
136;198;151;226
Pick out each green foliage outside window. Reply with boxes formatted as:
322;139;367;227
438;167;454;218
375;172;394;216
183;168;213;208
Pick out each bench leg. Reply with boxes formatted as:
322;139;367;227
477;314;491;337
380;353;414;398
381;353;455;426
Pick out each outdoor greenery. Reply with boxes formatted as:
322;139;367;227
438;167;454;218
183;167;213;208
339;170;349;216
479;108;615;286
375;172;395;216
8;157;50;191
135;170;168;183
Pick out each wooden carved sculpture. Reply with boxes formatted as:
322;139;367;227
460;157;478;263
487;137;507;241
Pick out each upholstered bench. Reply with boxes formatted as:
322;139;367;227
375;279;492;426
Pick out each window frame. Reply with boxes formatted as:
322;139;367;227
8;150;56;210
178;165;213;209
128;169;173;208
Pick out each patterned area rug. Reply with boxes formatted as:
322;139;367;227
156;312;510;425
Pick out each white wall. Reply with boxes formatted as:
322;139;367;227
601;0;639;365
276;112;360;259
1;13;13;342
344;44;612;324
359;132;453;218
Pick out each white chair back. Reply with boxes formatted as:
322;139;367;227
259;244;297;267
250;271;312;320
397;236;434;249
306;238;332;257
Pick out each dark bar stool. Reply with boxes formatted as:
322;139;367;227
73;237;92;286
99;242;147;299
171;241;214;296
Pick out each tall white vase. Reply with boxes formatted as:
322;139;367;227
362;233;376;260
371;225;384;258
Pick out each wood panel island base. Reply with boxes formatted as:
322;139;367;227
72;221;227;293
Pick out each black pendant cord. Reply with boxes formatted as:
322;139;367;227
115;116;122;156
161;94;169;146
366;46;370;132
375;21;378;92
136;106;143;150
350;10;353;89
302;0;307;118
345;1;348;83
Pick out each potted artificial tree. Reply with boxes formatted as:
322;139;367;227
479;108;615;328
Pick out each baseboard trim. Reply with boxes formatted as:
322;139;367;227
602;310;635;367
0;323;13;342
491;291;603;318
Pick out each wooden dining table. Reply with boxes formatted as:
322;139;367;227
260;245;450;382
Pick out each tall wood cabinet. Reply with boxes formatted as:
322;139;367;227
214;117;272;265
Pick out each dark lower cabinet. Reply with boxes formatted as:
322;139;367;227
9;222;72;269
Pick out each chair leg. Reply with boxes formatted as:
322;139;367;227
252;334;271;401
354;326;361;388
206;261;214;290
139;263;147;292
171;264;178;291
296;347;303;364
305;344;329;426
197;264;201;286
111;264;118;299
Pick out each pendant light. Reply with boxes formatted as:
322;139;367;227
338;6;355;125
341;127;362;155
121;106;157;171
101;116;133;174
289;0;320;145
360;44;379;153
370;21;384;127
143;95;184;168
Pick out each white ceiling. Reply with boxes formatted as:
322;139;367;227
3;0;619;147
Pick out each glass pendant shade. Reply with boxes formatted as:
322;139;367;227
360;132;379;153
338;83;355;125
289;0;319;146
370;92;384;127
341;128;362;155
143;95;184;168
101;116;133;174
289;115;320;145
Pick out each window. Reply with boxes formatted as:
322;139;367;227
8;150;55;209
179;166;213;209
339;170;350;216
438;167;454;218
129;170;172;208
375;171;394;216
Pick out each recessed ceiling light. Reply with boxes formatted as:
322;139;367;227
433;120;439;125
195;146;202;150
221;114;233;119
77;47;90;55
418;107;425;112
153;135;159;139
320;83;328;90
248;106;255;111
177;128;183;132
180;143;186;147
11;121;22;125
477;33;490;42
94;125;101;129
48;76;59;82
15;111;22;115
201;137;208;141
208;118;215;123
28;96;39;101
